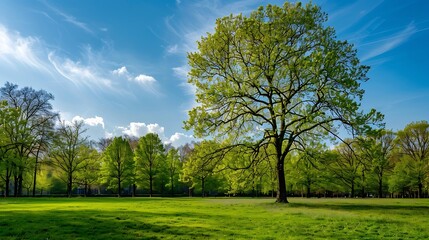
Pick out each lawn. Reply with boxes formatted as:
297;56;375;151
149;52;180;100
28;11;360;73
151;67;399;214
1;197;428;239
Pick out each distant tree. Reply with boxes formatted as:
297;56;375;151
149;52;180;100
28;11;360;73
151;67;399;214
49;121;88;197
290;148;324;198
184;2;382;203
180;140;223;197
395;121;429;198
358;130;396;197
75;145;100;196
97;137;113;152
101;136;134;197
326;141;361;198
134;133;165;197
389;159;413;197
166;147;181;196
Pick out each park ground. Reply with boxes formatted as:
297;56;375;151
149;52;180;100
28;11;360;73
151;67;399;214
1;197;428;239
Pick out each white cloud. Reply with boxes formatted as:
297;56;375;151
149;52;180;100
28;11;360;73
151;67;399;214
112;66;128;76
112;122;195;147
361;23;417;61
0;25;49;72
166;132;196;148
68;115;105;129
111;65;160;95
118;122;165;138
134;74;156;85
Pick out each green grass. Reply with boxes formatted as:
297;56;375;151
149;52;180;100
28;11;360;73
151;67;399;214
1;197;428;239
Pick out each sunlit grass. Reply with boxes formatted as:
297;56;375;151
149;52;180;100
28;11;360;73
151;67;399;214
1;197;428;239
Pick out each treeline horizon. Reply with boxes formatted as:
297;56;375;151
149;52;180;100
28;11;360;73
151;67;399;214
1;82;428;199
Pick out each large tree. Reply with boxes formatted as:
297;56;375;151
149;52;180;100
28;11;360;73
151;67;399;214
185;2;381;202
134;133;165;197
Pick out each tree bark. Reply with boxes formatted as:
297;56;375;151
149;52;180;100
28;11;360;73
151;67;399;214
32;148;41;197
378;175;383;198
118;176;121;197
149;175;153;197
418;182;423;198
67;173;72;197
276;159;288;203
14;174;18;197
171;179;174;197
201;177;205;198
306;184;311;198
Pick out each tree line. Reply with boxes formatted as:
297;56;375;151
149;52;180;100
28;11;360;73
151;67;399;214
0;82;428;198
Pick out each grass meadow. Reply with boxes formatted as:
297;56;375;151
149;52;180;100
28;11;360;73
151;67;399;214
1;197;428;239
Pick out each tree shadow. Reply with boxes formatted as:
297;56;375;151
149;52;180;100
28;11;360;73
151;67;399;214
0;208;248;239
286;201;429;216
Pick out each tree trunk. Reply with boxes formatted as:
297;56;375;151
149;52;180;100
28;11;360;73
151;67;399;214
4;167;10;197
18;169;23;196
14;174;18;197
378;175;383;198
361;170;365;198
306;184;311;198
84;182;88;197
201;177;205;198
5;174;10;197
32;149;41;197
67;173;73;197
418;182;423;198
171;179;174;197
351;180;355;198
276;158;288;203
149;174;153;197
118;177;121;197
132;184;136;197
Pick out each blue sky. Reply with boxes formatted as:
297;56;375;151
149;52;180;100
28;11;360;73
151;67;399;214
0;0;428;147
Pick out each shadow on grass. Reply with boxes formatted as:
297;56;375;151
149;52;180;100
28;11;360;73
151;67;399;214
0;209;246;240
286;201;429;215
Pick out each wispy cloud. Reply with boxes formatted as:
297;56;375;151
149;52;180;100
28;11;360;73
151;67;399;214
360;23;417;61
172;65;195;95
166;44;179;54
0;25;49;73
165;0;260;55
48;51;113;90
328;0;384;34
44;2;93;34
